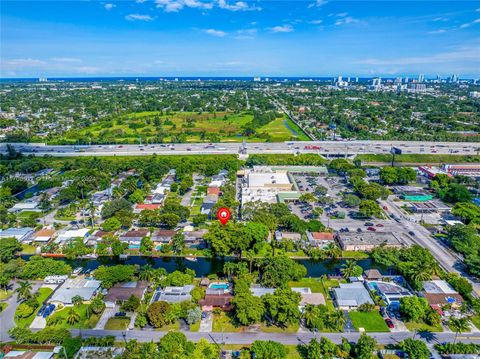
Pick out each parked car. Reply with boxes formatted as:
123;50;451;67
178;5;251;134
37;305;47;317
408;231;415;236
115;312;127;317
385;318;395;329
376;224;384;227
364;222;374;227
367;227;377;232
43;304;55;318
357;228;362;233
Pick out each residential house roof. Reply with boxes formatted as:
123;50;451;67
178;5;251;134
105;281;149;303
333;282;374;307
135;204;160;211
207;187;221;195
364;269;382;280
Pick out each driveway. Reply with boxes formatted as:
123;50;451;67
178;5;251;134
199;312;213;332
95;305;119;330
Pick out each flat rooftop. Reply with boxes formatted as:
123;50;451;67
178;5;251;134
338;232;408;246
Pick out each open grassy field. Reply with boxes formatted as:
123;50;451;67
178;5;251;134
349;311;390;332
15;287;53;328
61;111;308;143
212;312;243;332
358;153;480;164
104;317;130;330
404;320;443;332
288;278;324;293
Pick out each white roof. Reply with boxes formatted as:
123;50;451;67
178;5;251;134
56;228;89;242
10;202;39;210
248;172;290;188
209;180;223;188
49;277;101;304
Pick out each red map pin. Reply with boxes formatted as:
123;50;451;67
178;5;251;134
217;207;231;225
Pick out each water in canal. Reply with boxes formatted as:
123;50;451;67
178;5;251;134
21;255;391;277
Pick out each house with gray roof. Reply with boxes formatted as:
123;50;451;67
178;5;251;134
332;282;374;310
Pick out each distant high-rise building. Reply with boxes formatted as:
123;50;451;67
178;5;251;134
395;77;402;84
253;76;261;82
418;74;425;83
451;74;458;83
347;77;351;82
372;78;381;86
38;77;48;82
355;77;359;83
404;77;409;83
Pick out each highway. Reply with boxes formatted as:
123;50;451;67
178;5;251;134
1;140;477;157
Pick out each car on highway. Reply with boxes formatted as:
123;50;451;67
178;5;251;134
385;318;395;329
364;222;374;227
408;231;416;236
118;145;123;148
367;227;376;232
376;224;384;227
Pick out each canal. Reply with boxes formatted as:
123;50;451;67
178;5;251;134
21;255;391;277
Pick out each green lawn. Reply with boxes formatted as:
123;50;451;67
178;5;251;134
15;287;53;328
257;118;308;142
288;278;324;293
260;322;299;333
104;317;130;330
156;321;181;331
349;311;390;332
212;312;243;332
404;320;443;332
0;302;8;312
189;321;200;332
222;344;302;359
47;304;101;329
470;315;480;330
21;244;37;255
341;251;370;259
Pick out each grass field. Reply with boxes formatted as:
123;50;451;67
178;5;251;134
0;290;13;301
288;278;324;293
349;311;390;332
358;153;480;164
15;287;53;328
21;244;37;255
47;304;101;329
470;315;480;330
404;320;443;332
104;317;130;330
61;111;309;144
260;322;299;333
222;344;302;358
212;312;243;332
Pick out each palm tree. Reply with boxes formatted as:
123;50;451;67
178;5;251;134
87;201;96;228
302;304;318;329
324;243;341;259
139;264;155;282
15;281;32;302
326;310;346;331
67;308;80;325
0;276;10;295
72;295;84;307
340;260;358;279
449;317;470;343
223;262;237;280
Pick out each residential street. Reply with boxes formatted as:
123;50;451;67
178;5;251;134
70;328;480;345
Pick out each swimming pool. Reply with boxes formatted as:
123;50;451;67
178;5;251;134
209;283;229;290
129;244;140;249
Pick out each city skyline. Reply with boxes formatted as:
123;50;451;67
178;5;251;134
1;0;480;78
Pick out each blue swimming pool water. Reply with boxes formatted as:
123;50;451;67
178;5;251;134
129;244;140;249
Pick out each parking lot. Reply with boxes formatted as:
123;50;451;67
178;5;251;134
292;174;408;236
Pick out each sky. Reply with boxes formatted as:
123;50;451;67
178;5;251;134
1;0;480;78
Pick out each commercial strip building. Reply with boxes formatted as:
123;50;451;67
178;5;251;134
443;164;480;177
237;165;327;206
336;232;409;251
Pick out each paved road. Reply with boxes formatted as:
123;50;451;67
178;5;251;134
0;281;42;343
70;328;480;345
1;140;477;157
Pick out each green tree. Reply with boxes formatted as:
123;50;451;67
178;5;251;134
354;334;377;359
251;340;287;359
16;281;33;302
259;256;307;287
171;233;185;254
66;308;80;325
102;217;122;232
0;237;23;263
263;287;301;326
146;301;174;328
158;331;193;358
359;200;383;218
192;338;219;359
399;296;429;322
400;339;430;359
449;317;470;343
121;295;141;312
71;295;83;307
340;260;363;278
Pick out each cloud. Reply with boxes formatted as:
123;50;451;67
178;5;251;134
433;17;448;22
104;3;116;10
218;0;260;11
309;20;323;24
136;0;148;2
460;18;480;28
203;28;227;37
50;57;82;62
428;29;447;34
308;0;327;8
234;28;257;39
4;58;46;67
356;45;480;66
335;16;359;26
270;24;294;33
155;0;213;12
125;14;154;21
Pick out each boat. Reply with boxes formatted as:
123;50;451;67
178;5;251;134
185;255;197;262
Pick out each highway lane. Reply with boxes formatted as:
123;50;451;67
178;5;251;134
71;328;480;345
1;140;477;157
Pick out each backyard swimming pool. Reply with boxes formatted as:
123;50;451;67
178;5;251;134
209;282;229;290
